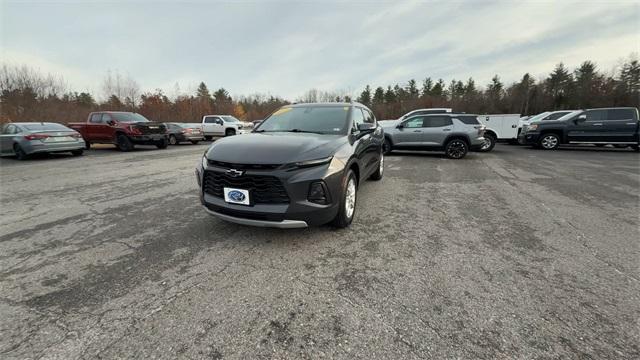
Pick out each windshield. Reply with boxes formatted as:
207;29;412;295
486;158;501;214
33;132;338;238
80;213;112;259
526;112;551;123
23;123;71;131
543;111;572;120
555;110;582;121
113;112;151;123
256;106;349;135
221;116;240;123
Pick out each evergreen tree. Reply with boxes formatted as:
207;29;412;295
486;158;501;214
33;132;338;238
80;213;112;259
358;85;372;105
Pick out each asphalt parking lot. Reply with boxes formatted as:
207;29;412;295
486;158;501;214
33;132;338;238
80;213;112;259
1;143;638;359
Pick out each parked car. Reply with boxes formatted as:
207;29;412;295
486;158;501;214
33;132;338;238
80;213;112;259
0;122;85;160
165;123;204;145
378;108;453;127
68;112;168;151
519;107;639;150
196;102;384;228
381;113;485;159
477;114;521;151
201;115;246;140
517;110;575;142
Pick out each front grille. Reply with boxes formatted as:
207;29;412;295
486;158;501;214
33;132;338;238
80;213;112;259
206;204;285;222
136;124;166;134
203;170;289;204
208;160;281;171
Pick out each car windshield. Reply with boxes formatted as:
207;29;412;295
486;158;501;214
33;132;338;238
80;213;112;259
113;113;151;123
526;112;551;122
544;111;572;120
221;116;240;123
256;106;349;135
555;110;582;121
23;123;70;131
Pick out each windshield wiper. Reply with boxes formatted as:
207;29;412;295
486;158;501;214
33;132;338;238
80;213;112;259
285;129;324;134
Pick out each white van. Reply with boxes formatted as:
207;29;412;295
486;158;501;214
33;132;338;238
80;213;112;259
477;114;521;151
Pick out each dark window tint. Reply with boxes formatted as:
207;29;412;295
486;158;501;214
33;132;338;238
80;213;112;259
90;113;102;123
403;117;424;128
544;111;571;120
424;116;453;127
607;108;636;121
586;109;607;121
457;116;479;125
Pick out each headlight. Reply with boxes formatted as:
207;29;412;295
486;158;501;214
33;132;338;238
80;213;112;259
201;155;208;169
528;124;538;131
284;156;333;170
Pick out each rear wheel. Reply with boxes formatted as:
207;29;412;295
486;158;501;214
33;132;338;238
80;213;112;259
169;135;177;145
225;129;236;136
539;133;560;150
382;138;392;155
116;134;134;152
71;149;83;156
445;139;468;159
13;144;27;160
204;136;212;141
190;140;200;145
331;169;357;228
369;152;384;181
156;137;168;149
479;133;496;152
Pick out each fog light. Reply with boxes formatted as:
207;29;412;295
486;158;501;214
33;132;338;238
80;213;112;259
308;182;328;204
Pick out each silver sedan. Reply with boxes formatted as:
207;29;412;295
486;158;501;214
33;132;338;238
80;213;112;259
0;122;86;160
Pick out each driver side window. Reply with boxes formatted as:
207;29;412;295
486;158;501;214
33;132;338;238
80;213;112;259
403;117;424;128
352;108;365;130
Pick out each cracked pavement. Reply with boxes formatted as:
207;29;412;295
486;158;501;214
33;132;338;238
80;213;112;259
0;143;638;359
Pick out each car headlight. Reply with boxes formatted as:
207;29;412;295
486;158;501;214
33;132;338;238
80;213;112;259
283;156;333;170
202;155;208;169
528;124;538;131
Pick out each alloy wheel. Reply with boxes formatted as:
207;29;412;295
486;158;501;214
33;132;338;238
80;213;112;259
447;140;467;159
541;135;558;149
345;178;356;219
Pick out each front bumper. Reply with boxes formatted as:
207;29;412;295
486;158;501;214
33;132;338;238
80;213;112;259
195;160;343;228
518;132;540;145
131;134;167;144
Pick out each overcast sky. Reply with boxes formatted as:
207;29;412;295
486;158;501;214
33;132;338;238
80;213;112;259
1;0;639;100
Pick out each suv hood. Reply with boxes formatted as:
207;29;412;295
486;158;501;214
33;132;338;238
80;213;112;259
205;132;346;164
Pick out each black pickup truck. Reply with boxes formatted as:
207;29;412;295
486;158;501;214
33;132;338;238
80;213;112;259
519;107;639;151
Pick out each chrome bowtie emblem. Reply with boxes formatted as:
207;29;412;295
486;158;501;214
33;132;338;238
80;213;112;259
226;169;244;177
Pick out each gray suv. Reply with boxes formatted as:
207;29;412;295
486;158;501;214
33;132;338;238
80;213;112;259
381;114;485;159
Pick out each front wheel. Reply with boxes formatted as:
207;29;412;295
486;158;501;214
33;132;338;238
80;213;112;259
190;140;200;145
204;136;212;141
168;135;177;145
539;133;560;150
445;139;468;159
71;149;83;156
225;129;236;136
156;138;168;149
479;133;496;152
14;144;28;160
331;169;357;228
382;138;392;155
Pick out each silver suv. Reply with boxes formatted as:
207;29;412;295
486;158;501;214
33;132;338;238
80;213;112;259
381;114;485;159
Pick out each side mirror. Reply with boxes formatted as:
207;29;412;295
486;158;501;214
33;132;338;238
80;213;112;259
357;123;375;132
576;114;587;123
107;120;116;126
396;123;404;129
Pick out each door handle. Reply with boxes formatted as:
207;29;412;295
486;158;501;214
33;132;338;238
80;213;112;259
413;130;422;133
593;123;603;126
626;122;637;125
443;128;452;131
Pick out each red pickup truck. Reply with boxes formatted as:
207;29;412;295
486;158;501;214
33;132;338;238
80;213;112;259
69;111;168;151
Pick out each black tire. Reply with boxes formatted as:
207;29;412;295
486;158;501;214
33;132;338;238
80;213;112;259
190;140;200;145
156;137;168;149
479;133;496;152
71;149;83;156
13;143;27;160
538;133;560;150
116;134;134;152
613;144;628;149
331;169;358;228
631;144;639;152
444;138;468;159
85;141;91;150
225;129;236;136
595;144;606;147
204;136;212;141
382;138;392;155
369;152;384;181
168;135;177;145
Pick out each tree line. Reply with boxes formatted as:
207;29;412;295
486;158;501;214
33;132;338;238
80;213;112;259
1;54;638;125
